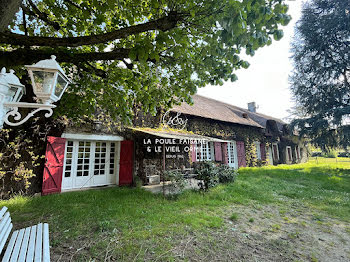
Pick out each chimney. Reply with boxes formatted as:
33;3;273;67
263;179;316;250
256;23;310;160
248;102;257;113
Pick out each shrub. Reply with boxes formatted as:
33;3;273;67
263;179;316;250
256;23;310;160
193;161;219;190
193;162;237;191
164;170;186;193
216;165;237;184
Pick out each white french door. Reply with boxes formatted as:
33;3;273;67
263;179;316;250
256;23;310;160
227;141;238;169
62;140;120;190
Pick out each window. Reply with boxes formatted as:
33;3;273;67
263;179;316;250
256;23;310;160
64;140;117;178
196;141;214;161
64;141;74;178
77;141;91;177
110;143;116;175
272;143;279;161
94;142;106;176
254;142;261;160
227;142;237;168
286;146;292;162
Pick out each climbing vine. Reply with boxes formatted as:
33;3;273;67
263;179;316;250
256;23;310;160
0;116;66;199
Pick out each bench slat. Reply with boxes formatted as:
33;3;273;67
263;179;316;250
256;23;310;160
0;207;8;220
0;213;10;232
0;223;12;254
0;216;12;253
26;225;37;262
34;223;43;262
43;224;50;262
9;228;25;262
18;226;31;262
0;207;50;262
2;230;18;262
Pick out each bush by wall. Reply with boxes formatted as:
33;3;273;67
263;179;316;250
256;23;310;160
194;161;237;191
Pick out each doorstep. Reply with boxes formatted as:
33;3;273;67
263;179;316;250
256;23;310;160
60;184;118;193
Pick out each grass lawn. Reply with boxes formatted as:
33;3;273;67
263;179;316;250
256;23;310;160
1;158;350;261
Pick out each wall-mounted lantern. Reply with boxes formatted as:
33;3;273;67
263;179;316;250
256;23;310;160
0;56;71;128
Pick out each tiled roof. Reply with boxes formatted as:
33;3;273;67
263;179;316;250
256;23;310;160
171;95;285;130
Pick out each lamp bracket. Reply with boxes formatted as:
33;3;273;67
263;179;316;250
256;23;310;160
3;102;56;126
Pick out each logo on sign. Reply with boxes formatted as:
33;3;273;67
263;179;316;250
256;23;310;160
162;110;188;130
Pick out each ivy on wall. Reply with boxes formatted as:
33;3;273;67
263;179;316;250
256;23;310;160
0;116;66;199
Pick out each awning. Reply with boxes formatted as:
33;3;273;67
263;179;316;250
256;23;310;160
130;127;228;143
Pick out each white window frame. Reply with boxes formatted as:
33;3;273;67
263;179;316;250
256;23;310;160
272;143;279;161
286;146;292;162
254;141;261;160
196;141;214;161
227;141;238;169
62;133;124;141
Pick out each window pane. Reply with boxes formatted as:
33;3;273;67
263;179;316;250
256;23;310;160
55;74;67;97
32;71;55;93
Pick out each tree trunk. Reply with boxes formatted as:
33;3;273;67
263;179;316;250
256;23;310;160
0;0;22;32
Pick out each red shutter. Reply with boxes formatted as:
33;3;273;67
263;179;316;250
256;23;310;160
42;136;66;195
222;143;228;164
260;143;266;161
214;142;222;161
119;140;134;185
191;143;197;162
236;141;247;167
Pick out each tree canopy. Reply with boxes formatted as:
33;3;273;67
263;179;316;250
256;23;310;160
290;0;350;150
1;0;291;123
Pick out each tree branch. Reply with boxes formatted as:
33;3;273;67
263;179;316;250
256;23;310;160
0;11;181;47
79;62;107;78
123;59;133;70
63;0;85;10
0;48;157;67
25;0;61;30
0;48;131;67
0;0;22;32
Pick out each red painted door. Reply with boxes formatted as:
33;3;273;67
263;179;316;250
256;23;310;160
119;140;134;185
236;141;247;167
42;136;66;195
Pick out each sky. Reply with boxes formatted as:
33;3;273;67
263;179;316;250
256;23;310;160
198;1;304;121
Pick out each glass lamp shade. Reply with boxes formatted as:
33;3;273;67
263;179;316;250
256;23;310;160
26;56;70;104
1;68;25;103
8;85;25;102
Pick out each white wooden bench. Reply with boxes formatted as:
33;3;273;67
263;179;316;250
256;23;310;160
0;207;50;262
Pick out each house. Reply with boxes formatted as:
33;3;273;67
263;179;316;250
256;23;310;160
42;95;308;194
